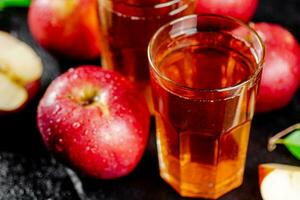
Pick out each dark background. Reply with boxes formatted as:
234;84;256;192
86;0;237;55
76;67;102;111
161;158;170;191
0;0;300;199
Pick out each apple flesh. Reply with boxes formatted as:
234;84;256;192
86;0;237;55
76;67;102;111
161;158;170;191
253;23;300;113
37;66;150;179
28;0;100;60
259;163;300;200
195;0;258;22
0;31;42;113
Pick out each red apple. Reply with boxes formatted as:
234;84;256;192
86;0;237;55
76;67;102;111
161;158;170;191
37;66;150;179
195;0;258;22
28;0;100;60
259;164;300;200
253;23;300;112
0;31;42;113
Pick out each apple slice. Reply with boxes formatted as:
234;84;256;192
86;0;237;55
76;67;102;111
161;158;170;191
259;163;300;200
0;31;42;112
0;74;27;111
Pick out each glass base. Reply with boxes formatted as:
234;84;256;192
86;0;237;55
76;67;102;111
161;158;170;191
160;169;243;199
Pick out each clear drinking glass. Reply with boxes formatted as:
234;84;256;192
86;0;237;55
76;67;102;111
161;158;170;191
148;14;264;199
97;0;195;112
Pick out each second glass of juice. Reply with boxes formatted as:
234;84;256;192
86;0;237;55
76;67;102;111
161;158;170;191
148;14;264;199
97;0;195;111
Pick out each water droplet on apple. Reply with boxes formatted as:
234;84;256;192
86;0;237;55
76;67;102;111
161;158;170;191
105;73;111;79
53;105;61;114
68;68;75;73
72;122;81;129
84;130;89;135
46;128;52;136
86;146;91;151
55;138;64;152
91;147;97;153
72;74;79;80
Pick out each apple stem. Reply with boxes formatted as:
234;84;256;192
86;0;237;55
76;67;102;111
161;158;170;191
268;123;300;152
274;139;285;145
248;22;255;28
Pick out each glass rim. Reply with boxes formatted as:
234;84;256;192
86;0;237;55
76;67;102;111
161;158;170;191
147;14;265;93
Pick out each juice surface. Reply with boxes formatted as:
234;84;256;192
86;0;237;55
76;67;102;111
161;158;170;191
151;31;259;198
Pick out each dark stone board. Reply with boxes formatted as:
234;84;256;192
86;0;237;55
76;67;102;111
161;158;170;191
0;0;300;199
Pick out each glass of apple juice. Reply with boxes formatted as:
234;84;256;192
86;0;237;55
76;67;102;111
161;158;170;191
148;14;265;199
97;0;196;112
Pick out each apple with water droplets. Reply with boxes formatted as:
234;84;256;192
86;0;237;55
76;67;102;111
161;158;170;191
37;66;150;179
253;23;300;112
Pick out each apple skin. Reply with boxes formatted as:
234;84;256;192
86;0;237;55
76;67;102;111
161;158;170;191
26;79;41;101
253;23;300;113
195;0;258;22
37;66;150;179
259;164;274;186
28;0;100;60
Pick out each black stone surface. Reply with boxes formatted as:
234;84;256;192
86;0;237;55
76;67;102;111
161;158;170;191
0;1;300;199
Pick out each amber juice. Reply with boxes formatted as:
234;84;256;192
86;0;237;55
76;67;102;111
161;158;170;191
149;15;264;199
97;0;195;109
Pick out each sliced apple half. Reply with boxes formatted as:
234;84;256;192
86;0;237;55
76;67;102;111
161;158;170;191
0;31;42;112
259;163;300;200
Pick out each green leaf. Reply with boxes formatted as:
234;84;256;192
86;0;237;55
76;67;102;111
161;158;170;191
282;130;300;160
0;0;31;10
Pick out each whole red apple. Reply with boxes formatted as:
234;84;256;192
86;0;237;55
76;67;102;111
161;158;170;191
37;66;150;179
196;0;258;22
253;23;300;112
28;0;100;60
